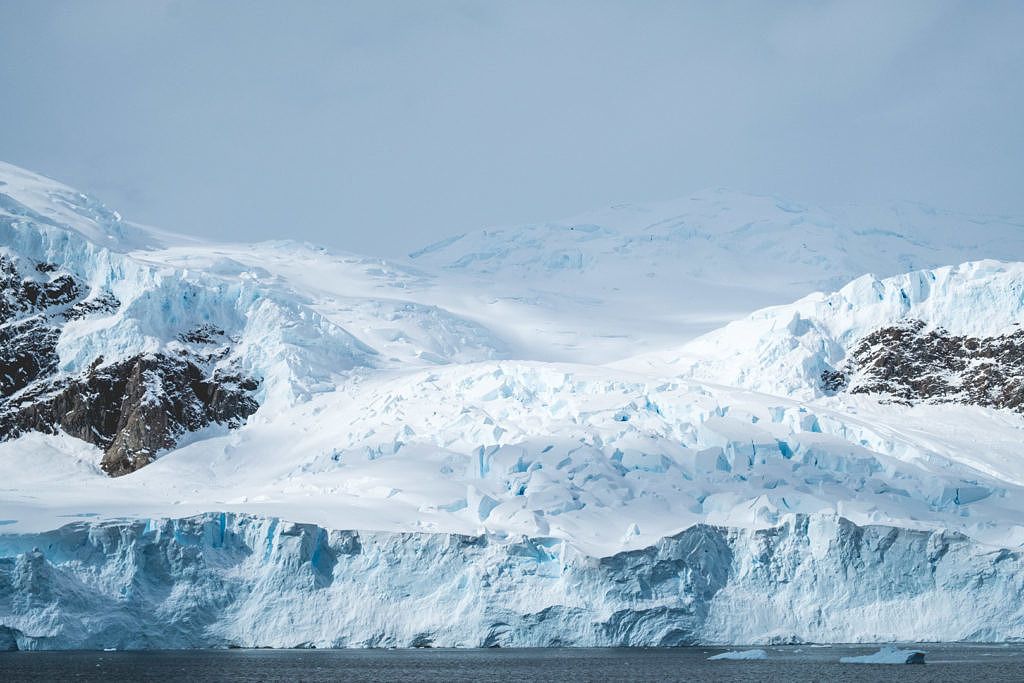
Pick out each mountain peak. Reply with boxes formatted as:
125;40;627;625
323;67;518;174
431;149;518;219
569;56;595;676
0;160;168;252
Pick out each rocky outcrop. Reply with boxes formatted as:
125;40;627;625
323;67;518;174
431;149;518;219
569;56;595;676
821;319;1024;411
63;290;119;321
0;257;80;397
0;258;81;321
0;255;260;475
0;513;1021;649
0;353;259;475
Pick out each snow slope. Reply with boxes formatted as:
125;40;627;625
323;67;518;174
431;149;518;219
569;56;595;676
410;189;1024;361
618;260;1024;399
2;161;1024;648
8;361;1024;551
0;160;175;251
0;172;374;416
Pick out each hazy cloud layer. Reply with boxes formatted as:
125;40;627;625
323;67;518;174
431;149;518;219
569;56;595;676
1;1;1021;255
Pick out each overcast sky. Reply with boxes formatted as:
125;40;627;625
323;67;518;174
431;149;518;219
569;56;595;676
1;1;1021;255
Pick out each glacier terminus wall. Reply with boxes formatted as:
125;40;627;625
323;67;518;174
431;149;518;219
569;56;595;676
1;512;1021;650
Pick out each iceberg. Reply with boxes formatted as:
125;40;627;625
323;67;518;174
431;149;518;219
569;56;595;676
840;647;926;664
708;649;768;660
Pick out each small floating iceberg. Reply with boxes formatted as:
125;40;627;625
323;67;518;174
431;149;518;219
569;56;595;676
708;649;768;661
840;647;926;665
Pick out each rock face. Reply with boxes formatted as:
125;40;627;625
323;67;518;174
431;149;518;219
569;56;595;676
1;353;259;475
0;513;1021;650
0;255;260;475
0;256;80;397
821;319;1024;411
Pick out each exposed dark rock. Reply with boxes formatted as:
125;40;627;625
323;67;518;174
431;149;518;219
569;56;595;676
0;255;80;323
820;368;848;394
179;324;226;344
0;256;77;398
64;290;120;321
22;274;79;309
0;255;261;476
820;319;1024;412
0;353;260;476
0;318;60;397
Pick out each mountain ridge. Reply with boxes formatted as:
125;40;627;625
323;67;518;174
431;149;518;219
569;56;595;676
2;160;1024;647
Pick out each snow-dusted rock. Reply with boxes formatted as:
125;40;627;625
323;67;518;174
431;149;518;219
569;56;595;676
3;160;1024;648
622;260;1024;405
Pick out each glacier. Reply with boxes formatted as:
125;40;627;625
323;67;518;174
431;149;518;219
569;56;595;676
2;512;1022;650
620;259;1024;399
2;160;1024;648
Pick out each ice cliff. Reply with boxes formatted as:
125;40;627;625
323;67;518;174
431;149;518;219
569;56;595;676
1;512;1021;650
2;161;1024;649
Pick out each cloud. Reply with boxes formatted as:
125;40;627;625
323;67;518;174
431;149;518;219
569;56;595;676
0;0;1020;254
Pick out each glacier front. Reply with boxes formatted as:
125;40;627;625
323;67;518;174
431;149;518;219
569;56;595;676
2;512;1022;650
3;160;1024;649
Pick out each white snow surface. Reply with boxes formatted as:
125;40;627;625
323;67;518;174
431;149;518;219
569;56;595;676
0;160;182;251
2;161;1024;648
618;259;1024;398
410;189;1024;361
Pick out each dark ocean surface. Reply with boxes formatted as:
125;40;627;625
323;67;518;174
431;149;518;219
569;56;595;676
1;644;1023;682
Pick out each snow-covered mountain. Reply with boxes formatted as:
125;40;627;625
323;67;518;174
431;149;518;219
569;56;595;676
412;189;1024;293
2;161;1024;649
620;259;1024;404
410;190;1024;361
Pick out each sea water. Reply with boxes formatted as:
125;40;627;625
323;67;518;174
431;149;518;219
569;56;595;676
1;644;1023;682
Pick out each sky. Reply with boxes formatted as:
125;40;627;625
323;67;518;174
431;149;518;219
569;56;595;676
0;0;1022;256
